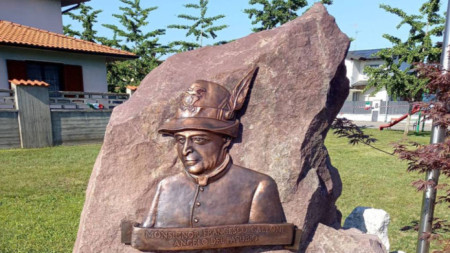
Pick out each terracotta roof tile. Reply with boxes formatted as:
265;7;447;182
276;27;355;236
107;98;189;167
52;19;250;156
9;79;50;87
126;85;138;91
0;20;137;59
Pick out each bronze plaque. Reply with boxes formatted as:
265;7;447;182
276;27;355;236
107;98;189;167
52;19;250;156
131;223;295;251
121;68;302;251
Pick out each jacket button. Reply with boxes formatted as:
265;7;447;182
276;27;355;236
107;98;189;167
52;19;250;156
196;202;201;207
199;187;204;192
194;218;199;223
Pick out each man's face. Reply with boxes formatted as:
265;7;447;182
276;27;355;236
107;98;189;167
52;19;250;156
174;130;230;175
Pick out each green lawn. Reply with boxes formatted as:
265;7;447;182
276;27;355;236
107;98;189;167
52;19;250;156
0;144;101;253
0;130;448;252
328;129;449;253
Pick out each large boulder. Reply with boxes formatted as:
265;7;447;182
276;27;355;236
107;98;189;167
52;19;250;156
74;3;382;252
306;224;386;252
344;207;391;251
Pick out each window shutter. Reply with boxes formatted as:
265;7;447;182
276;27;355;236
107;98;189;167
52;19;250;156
63;65;84;91
6;60;27;81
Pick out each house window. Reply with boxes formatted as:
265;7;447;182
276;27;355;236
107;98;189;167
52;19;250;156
6;60;84;92
26;62;63;92
352;92;360;101
363;64;380;75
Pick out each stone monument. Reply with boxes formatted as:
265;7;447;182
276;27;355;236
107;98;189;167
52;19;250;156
74;3;385;252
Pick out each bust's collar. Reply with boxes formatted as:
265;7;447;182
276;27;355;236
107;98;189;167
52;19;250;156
185;154;231;186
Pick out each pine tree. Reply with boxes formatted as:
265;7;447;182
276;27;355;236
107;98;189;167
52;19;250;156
63;3;104;43
168;0;228;52
244;0;332;32
102;0;167;91
364;0;445;101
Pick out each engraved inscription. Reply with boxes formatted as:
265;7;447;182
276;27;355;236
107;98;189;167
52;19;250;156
145;225;284;239
132;224;294;250
144;225;281;247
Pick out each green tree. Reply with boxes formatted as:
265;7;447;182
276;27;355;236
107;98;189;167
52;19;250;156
364;0;445;101
244;0;332;32
103;0;167;91
168;0;228;52
63;3;104;43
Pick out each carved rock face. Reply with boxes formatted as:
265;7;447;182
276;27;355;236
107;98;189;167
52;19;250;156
74;3;383;253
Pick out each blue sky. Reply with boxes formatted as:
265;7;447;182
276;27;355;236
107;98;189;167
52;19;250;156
63;0;449;52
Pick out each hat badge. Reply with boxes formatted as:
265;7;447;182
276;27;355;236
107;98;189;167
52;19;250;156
180;87;206;112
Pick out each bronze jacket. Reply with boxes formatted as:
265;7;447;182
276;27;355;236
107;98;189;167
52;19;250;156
142;161;286;228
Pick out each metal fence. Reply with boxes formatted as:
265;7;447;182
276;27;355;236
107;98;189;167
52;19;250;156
340;101;412;115
380;101;410;115
339;101;372;114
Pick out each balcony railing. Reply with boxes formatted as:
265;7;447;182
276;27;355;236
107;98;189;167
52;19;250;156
49;91;130;110
0;89;15;110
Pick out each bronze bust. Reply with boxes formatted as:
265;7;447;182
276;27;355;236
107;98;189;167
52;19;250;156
122;68;300;251
143;68;285;228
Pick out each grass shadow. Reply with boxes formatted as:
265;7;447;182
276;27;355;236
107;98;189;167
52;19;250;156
400;220;419;231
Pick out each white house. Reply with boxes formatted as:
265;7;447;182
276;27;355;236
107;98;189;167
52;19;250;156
341;49;423;124
0;0;136;93
345;49;412;102
345;49;389;102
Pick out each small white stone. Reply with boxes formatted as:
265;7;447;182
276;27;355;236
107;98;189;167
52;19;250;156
344;206;390;252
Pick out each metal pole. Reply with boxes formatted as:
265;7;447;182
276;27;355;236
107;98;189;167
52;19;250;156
416;127;445;253
416;111;421;133
441;1;450;70
416;1;450;252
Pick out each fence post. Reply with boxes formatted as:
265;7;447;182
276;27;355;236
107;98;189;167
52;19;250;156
384;99;389;122
12;81;53;148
